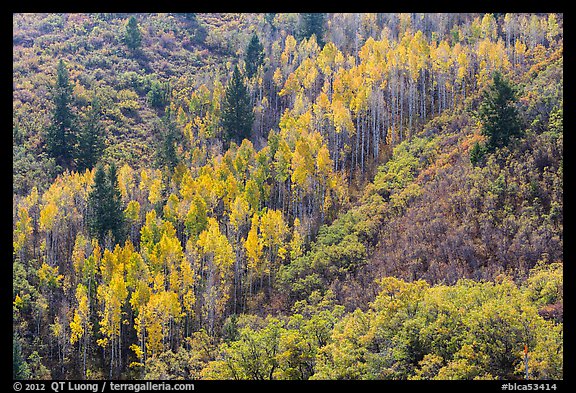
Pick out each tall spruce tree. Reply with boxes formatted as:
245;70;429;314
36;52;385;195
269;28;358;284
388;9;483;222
124;16;142;52
298;13;325;47
76;95;105;172
106;162;125;244
13;334;30;379
478;71;522;151
88;163;125;246
46;59;77;170
221;65;254;145
245;33;265;79
156;109;179;173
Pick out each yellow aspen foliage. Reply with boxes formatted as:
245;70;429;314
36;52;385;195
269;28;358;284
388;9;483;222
480;13;498;41
39;202;58;232
291;139;314;190
259;209;288;253
140;210;162;253
197;217;234;333
244;179;261;213
71;234;88;277
293;90;310;116
198;218;234;271
124;200;140;222
289;218;304;261
279;73;300;97
454;44;470;82
273;138;293;183
70;284;90;345
37;262;63;289
229;194;250;233
514;40;527;67
317;41;340;76
316;144;332;177
180;258;196;317
13;294;25;311
97;270;128;346
283;35;297;65
332;99;354;134
148;177;162;205
233;139;255;182
185;194;208;239
140;169;163;205
140;289;182;356
117;164;134;201
163;193;180;224
99;248;116;284
315;91;331;115
244;214;263;273
259;209;289;276
14;206;33;255
25;186;40;208
302;59;319;90
156;232;184;291
273;67;284;88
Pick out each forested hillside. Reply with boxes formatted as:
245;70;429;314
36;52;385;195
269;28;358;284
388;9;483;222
13;13;562;380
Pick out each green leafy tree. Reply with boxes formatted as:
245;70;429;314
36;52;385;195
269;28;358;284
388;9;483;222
221;65;254;146
478;71;522;151
46;59;77;169
202;316;284;379
245;33;265;79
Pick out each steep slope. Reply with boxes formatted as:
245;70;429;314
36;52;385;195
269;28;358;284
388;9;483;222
276;52;562;313
13;13;258;194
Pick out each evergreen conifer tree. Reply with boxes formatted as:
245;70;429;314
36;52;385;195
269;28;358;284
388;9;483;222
221;65;254;146
124;16;142;52
245;33;265;79
156;109;179;173
13;334;31;379
76;95;105;172
107;162;125;243
88;163;125;246
46;59;77;170
298;13;325;47
478;71;522;151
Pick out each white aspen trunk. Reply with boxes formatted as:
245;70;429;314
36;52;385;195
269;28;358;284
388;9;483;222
430;73;435;118
421;70;426;121
399;74;404;142
361;110;365;174
355;110;360;171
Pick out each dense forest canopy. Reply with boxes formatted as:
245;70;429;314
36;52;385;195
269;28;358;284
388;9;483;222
13;13;562;381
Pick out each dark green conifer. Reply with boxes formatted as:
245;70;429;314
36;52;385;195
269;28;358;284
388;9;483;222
88;162;125;246
478;71;522;151
156;109;180;173
124;16;142;52
46;59;77;170
245;33;265;79
221;65;254;146
298;13;326;47
76;95;105;172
